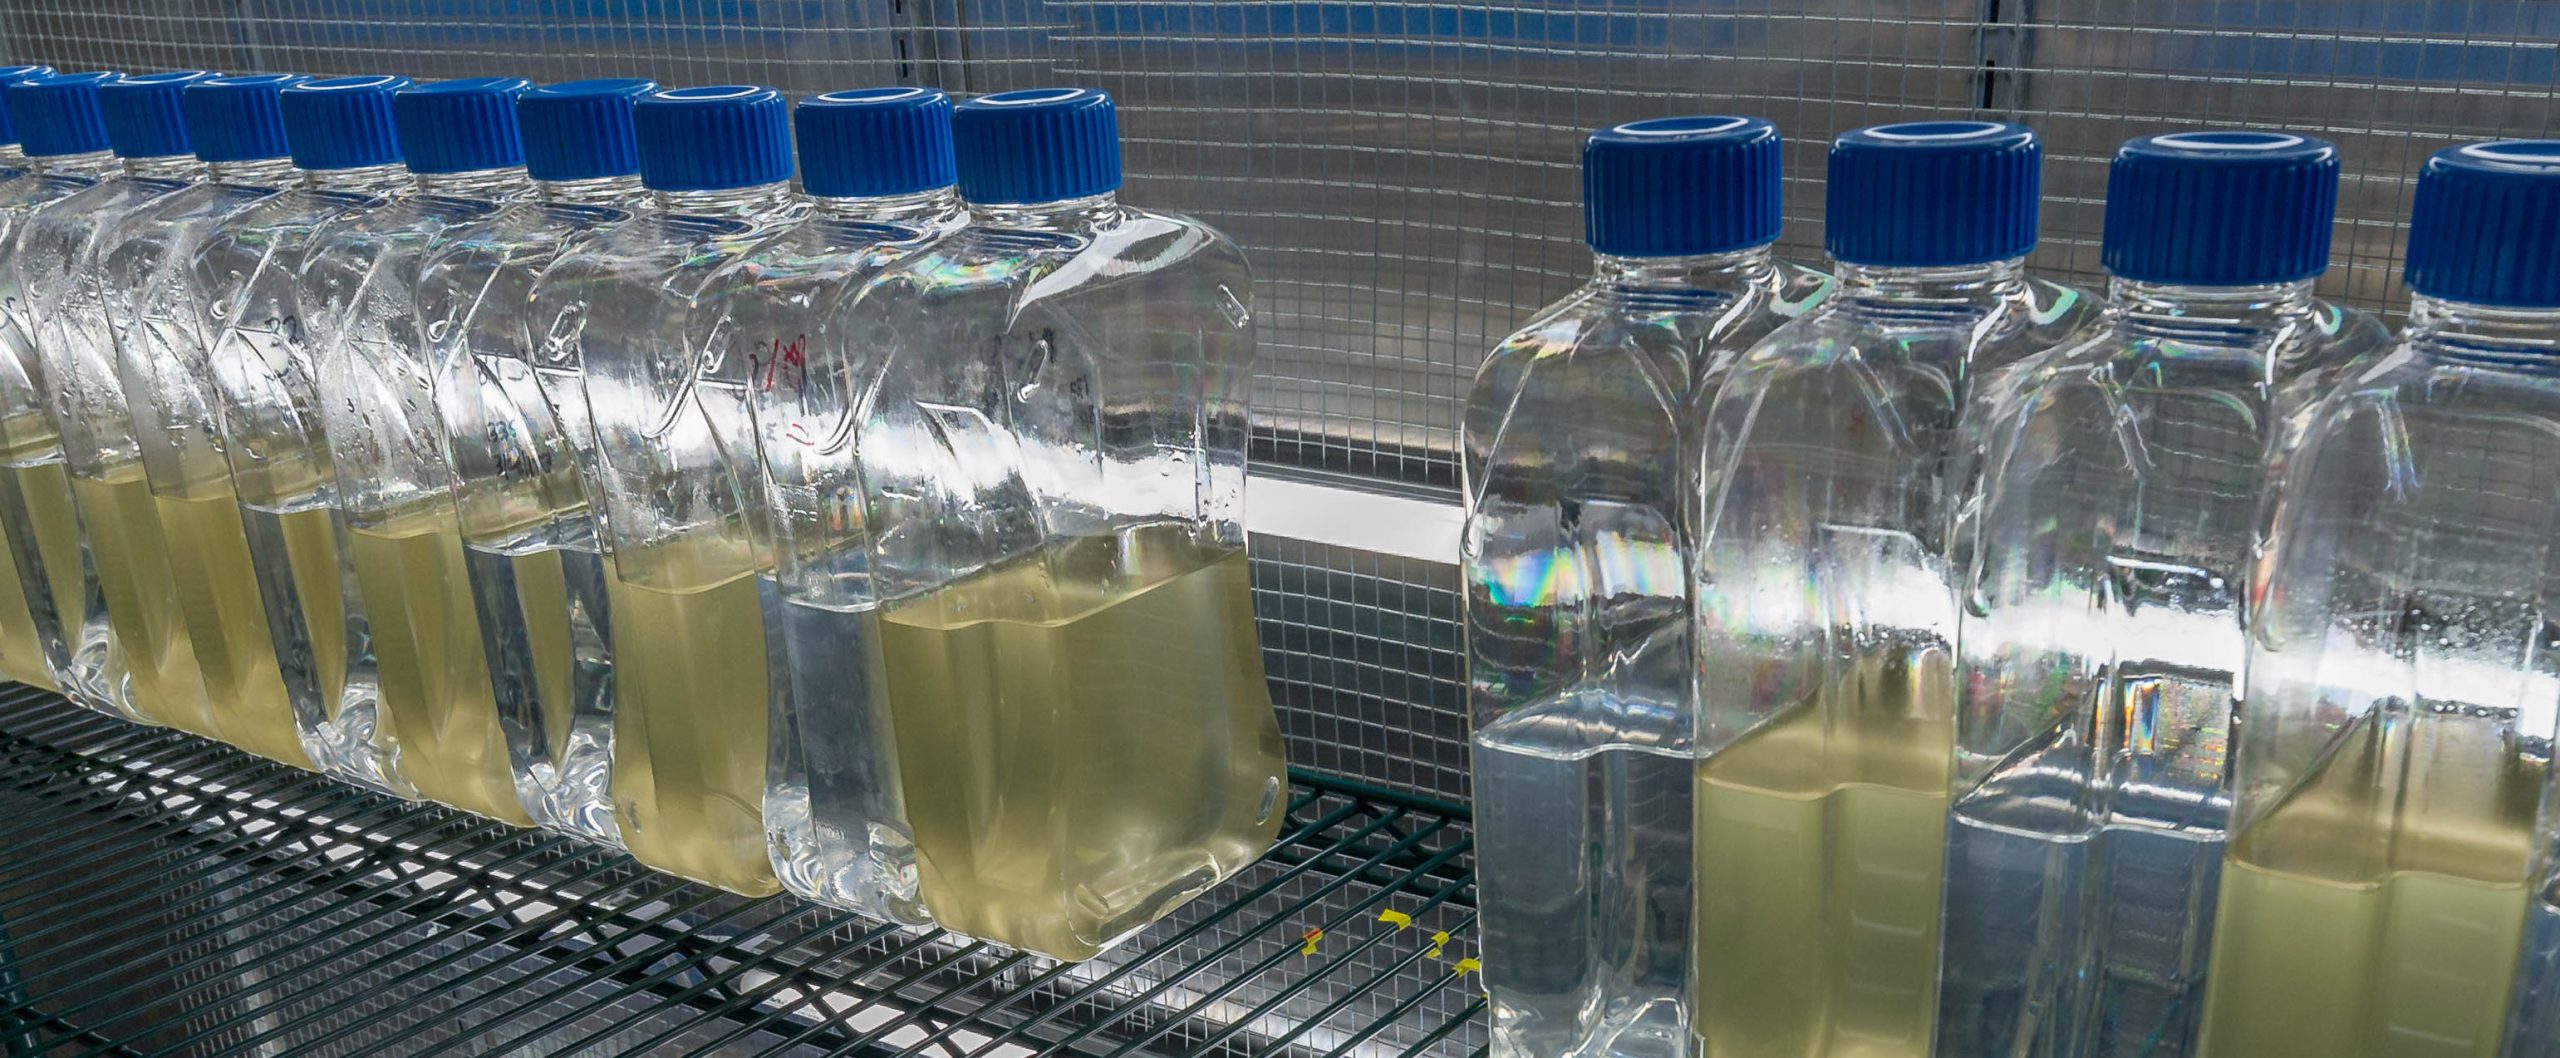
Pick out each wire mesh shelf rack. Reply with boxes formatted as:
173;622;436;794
0;685;1483;1058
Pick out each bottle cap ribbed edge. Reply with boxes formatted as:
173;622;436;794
517;78;653;183
281;75;409;171
101;70;218;159
797;87;956;199
952;88;1120;205
1826;121;2040;267
6;71;118;158
2101;129;2340;286
633;85;791;192
394;77;530;175
0;66;54;147
1582;116;1782;258
184;74;306;164
2405;141;2560;308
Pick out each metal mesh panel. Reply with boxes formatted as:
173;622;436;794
3;1;2555;808
0;691;1484;1058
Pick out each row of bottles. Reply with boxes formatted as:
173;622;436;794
1466;118;2559;1058
0;67;1286;963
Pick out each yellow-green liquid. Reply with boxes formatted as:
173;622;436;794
69;467;206;730
505;548;577;767
1691;652;1955;1058
348;512;525;824
607;538;777;895
2196;713;2541;1058
156;488;331;769
0;460;81;691
880;529;1285;961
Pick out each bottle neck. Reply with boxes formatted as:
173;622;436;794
653;180;797;218
31;150;119;180
415;165;533;199
207;157;298;188
1834;257;2027;307
122;153;207;182
304;163;410;194
539;174;646;207
809;186;962;224
1591;245;1776;292
2106;276;2319;342
2404;296;2560;366
0;144;23;168
966;191;1119;232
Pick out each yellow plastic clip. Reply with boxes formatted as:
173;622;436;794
1378;909;1413;931
1453;957;1481;977
1426;930;1451;958
1300;928;1324;956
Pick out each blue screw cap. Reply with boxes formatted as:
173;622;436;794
2405;141;2560;308
0;66;55;147
1582;116;1782;258
184;74;306;164
395;77;529;175
7;71;118;158
797;87;956;199
633;85;790;193
517;78;653;183
2102;130;2340;286
281;75;409;171
1827;121;2040;267
953;88;1120;205
101;70;218;159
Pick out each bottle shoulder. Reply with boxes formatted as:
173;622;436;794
0;171;95;213
878;206;1249;302
199;187;380;259
1481;258;1834;374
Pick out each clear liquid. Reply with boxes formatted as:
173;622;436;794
880;531;1285;961
1691;654;1954;1058
1472;734;1690;1058
2196;714;2540;1058
0;458;82;693
67;466;204;731
2503;892;2559;1058
1937;783;2226;1058
158;489;320;769
238;500;358;776
346;513;524;824
768;593;924;923
606;542;779;896
465;539;613;842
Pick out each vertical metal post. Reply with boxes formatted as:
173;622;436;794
1977;0;2034;117
894;0;971;94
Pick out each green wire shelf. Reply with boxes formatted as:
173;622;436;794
0;686;1484;1058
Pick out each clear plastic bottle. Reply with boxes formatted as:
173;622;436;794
704;87;962;922
94;74;309;738
533;85;807;895
0;62;72;695
1684;122;2099;1058
293;77;536;816
0;74;145;717
13;71;222;730
188;75;415;768
1461;117;1828;1058
2191;141;2560;1058
416;77;653;844
0;73;144;716
1951;132;2384;1058
845;87;1285;961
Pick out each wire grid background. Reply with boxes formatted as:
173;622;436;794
2;1;2556;805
